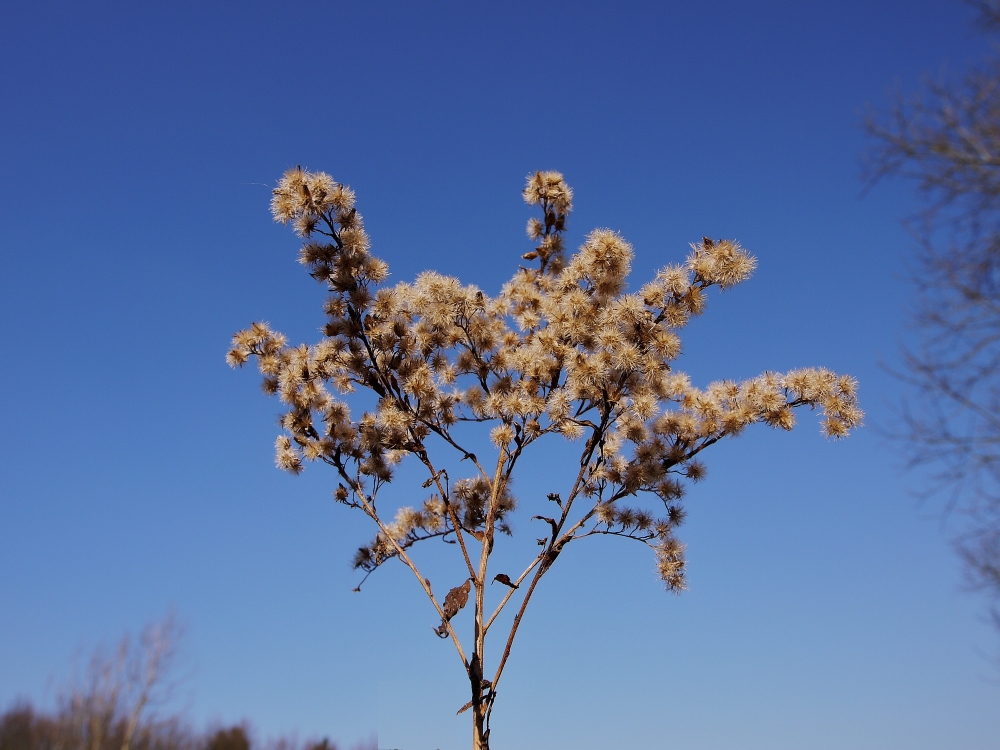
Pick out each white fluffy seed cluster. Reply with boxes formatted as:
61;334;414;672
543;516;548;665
228;168;863;592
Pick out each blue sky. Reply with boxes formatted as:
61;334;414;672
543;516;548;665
2;1;999;748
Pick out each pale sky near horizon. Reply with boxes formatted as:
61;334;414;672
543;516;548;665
3;1;1000;748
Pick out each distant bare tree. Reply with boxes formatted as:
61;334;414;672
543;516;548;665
1;709;367;750
57;613;185;750
119;615;184;750
1;624;371;750
865;1;1000;624
203;727;249;750
0;703;60;750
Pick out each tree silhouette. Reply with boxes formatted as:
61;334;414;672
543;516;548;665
865;0;1000;628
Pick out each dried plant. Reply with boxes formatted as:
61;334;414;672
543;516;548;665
228;167;862;748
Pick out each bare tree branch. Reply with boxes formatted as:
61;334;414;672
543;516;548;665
865;0;1000;625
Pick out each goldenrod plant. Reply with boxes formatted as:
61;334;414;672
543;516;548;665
229;168;862;749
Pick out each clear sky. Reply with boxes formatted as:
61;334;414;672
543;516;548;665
2;1;999;748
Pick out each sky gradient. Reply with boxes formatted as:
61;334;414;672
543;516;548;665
2;1;1000;748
